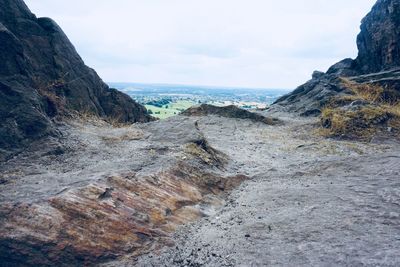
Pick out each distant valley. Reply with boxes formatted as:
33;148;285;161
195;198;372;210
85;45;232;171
110;82;290;119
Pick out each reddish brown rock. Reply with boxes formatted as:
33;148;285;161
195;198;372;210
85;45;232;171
0;162;247;266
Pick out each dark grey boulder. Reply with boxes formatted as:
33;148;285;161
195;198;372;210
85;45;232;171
355;0;400;73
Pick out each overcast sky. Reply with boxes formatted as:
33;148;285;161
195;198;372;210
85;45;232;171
25;0;376;89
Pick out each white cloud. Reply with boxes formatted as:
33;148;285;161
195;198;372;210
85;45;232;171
24;0;377;88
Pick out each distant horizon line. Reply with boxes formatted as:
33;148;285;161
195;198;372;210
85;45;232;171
107;81;293;91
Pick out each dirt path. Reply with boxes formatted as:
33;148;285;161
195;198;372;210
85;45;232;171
134;114;400;266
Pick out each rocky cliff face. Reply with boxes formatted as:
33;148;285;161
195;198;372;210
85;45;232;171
273;0;400;115
0;0;153;158
355;0;400;73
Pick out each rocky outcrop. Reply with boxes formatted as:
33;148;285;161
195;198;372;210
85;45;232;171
272;59;359;116
355;0;400;73
0;164;246;266
0;115;248;266
0;0;153;159
273;0;400;115
182;104;281;125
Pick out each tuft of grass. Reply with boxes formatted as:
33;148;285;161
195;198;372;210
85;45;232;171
184;138;228;168
387;102;400;116
101;131;144;144
34;77;67;117
340;78;400;105
320;79;400;140
320;106;395;139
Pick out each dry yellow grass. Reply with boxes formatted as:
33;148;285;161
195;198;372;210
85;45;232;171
101;131;144;143
320;79;400;140
34;77;67;116
184;139;228;167
320;106;393;139
69;110;134;129
387;102;400;116
341;78;384;103
340;78;400;105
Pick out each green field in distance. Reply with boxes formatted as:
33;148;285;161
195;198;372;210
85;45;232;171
145;100;196;119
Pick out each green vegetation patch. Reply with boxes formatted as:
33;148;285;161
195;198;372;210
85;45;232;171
146;100;196;119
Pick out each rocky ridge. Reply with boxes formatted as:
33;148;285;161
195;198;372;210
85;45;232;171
274;0;400;116
0;0;153;160
182;104;281;125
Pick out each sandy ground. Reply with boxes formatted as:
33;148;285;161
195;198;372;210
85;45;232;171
133;113;400;266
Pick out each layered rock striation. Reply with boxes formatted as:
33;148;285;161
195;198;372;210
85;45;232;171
0;116;248;266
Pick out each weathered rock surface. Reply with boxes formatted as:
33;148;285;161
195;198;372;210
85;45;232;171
273;0;400;115
0;0;153;159
135;114;400;267
272;59;357;116
355;0;400;73
0;116;248;266
182;104;281;125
